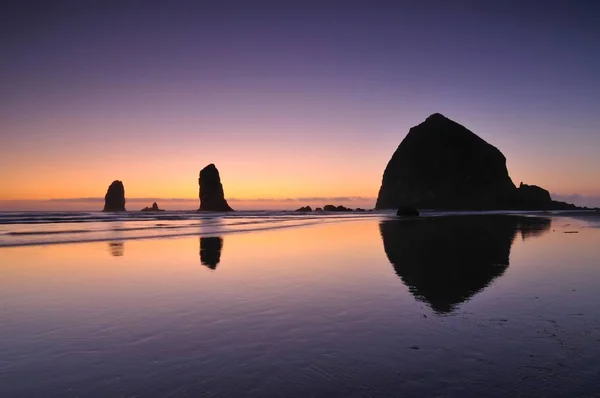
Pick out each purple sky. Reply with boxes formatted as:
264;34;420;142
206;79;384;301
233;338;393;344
1;1;599;209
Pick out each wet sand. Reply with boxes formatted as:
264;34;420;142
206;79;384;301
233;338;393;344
1;214;599;397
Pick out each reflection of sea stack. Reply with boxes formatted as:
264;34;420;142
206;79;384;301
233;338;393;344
198;164;233;211
376;113;576;210
200;237;223;269
103;180;126;211
108;241;124;257
379;215;551;313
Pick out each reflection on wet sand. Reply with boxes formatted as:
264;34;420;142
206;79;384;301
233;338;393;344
199;237;223;270
108;241;124;257
379;215;551;314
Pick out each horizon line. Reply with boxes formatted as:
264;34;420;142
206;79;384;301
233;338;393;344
0;196;378;203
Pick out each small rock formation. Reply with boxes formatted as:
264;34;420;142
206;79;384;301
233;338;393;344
517;183;551;210
198;164;234;211
103;180;126;211
376;113;578;211
141;202;164;212
295;206;313;212
315;207;323;212
355;208;366;212
323;204;353;212
516;183;577;210
396;206;419;217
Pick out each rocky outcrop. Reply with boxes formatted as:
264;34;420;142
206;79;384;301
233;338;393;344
323;204;353;212
295;206;312;212
516;183;577;210
103;180;126;211
376;114;517;210
517;183;551;210
198;164;233;212
376;113;578;211
396;206;419;217
141;202;164;212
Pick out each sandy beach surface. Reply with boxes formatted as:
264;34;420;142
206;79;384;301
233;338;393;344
1;211;599;397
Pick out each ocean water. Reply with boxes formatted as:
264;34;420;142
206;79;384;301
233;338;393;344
0;211;384;247
1;211;600;397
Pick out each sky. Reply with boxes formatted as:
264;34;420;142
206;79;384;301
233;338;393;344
1;1;599;210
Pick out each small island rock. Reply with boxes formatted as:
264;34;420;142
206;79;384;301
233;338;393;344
141;202;164;212
295;206;312;212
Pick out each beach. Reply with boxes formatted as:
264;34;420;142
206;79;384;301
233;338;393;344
1;212;600;397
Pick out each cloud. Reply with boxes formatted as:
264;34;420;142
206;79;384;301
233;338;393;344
227;196;376;203
48;197;195;202
44;196;376;203
551;193;600;208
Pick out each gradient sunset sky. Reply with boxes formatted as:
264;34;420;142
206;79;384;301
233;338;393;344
1;1;599;210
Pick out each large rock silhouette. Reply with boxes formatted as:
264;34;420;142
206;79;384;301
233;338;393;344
198;164;233;211
376;114;517;210
103;180;126;211
376;113;578;210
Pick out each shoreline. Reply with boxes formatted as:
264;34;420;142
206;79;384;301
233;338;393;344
1;210;598;249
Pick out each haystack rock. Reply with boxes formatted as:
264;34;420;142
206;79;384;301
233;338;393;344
198;164;234;211
376;114;518;210
103;180;126;211
375;114;581;211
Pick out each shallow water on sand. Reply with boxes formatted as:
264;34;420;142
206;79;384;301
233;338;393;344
1;214;599;397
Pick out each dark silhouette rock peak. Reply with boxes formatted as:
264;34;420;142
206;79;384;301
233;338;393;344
141;202;164;212
376;114;578;211
103;180;126;212
376;114;516;210
198;164;234;212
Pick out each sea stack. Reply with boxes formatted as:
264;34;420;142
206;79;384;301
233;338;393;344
198;164;234;211
376;113;517;210
103;180;126;211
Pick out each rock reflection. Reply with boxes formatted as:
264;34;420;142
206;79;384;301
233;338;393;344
108;241;124;257
379;215;551;314
199;236;223;270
